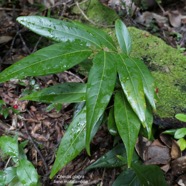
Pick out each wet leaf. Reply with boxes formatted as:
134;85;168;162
50;107;102;178
86;51;117;154
16;159;38;186
117;55;146;126
74;21;116;51
0;136;19;157
131;57;156;111
114;91;141;167
86;144;126;170
0;42;91;83
115;19;131;55
17;16;113;49
21;83;86;103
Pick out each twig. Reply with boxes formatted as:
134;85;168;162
22;121;49;173
64;71;84;83
4;157;12;169
75;0;96;25
0;7;21;11
156;0;165;14
32;36;43;53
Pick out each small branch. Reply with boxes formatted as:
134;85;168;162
75;1;96;25
0;7;21;11
32;36;43;53
64;71;84;83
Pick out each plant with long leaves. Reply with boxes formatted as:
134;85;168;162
0;16;156;179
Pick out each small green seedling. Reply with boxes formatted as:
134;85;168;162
0;135;39;186
164;113;186;151
0;100;19;119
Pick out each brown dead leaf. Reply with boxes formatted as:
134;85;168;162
171;140;181;159
0;36;12;44
47;112;62;118
161;164;170;173
171;156;186;176
135;11;168;26
165;10;182;28
144;140;171;165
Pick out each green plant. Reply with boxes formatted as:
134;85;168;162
164;113;186;151
0;100;19;119
0;135;39;186
0;16;157;180
86;144;166;185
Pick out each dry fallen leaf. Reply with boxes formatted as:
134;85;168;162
171;156;186;176
0;36;12;44
144;139;171;165
165;10;182;28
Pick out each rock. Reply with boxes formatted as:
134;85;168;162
129;27;186;118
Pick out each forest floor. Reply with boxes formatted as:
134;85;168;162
0;0;186;185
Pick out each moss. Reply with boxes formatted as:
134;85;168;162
72;0;119;25
128;27;186;118
87;0;118;25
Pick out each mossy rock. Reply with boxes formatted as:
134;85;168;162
72;0;119;25
129;27;186;118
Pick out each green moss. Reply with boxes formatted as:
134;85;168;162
72;0;119;25
87;0;118;25
129;27;186;118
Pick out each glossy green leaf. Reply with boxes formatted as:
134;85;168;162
131;57;156;111
117;55;146;126
174;128;186;139
86;144;126;170
86;51;117;154
0;42;91;83
108;107;118;136
0;171;5;186
50;107;102;178
113;168;140;186
163;129;177;135
50;107;86;178
114;91;141;167
73;21;116;51
4;167;17;185
177;138;186;151
21;83;86;103
144;103;153;138
132;164;167;186
17;16;113;49
175;113;186;122
16;159;39;186
0;136;19;157
115;19;131;55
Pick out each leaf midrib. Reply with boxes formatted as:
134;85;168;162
23;19;101;48
55;117;86;173
87;51;107;137
119;55;144;122
1;49;91;80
